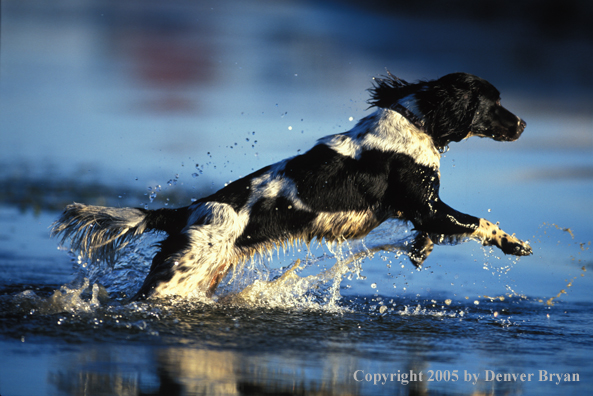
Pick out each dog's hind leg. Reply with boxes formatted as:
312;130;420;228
132;232;238;300
206;263;233;297
131;234;190;300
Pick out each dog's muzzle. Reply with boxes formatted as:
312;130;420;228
511;118;527;140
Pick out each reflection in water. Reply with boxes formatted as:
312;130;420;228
46;341;542;396
46;345;434;396
3;279;592;396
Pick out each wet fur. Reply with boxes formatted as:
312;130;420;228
52;72;532;300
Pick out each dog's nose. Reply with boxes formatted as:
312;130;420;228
518;118;526;132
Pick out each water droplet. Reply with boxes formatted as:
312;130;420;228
371;283;377;289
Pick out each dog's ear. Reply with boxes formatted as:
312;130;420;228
367;71;413;109
416;75;482;146
436;93;480;144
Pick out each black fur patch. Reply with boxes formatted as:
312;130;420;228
197;165;273;211
284;145;391;212
236;196;317;248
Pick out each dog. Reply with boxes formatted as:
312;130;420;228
52;72;532;300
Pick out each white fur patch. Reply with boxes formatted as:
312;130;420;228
362;109;440;168
319;109;440;169
316;134;362;159
155;202;251;297
246;163;310;212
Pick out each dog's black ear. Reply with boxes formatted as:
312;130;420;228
416;73;483;146
367;71;413;109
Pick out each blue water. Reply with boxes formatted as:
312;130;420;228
1;1;592;395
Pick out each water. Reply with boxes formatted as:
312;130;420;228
1;1;592;395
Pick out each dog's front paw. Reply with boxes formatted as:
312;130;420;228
407;232;434;268
499;236;532;256
474;219;532;257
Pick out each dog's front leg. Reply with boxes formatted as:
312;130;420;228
471;218;532;256
413;201;532;257
408;232;434;268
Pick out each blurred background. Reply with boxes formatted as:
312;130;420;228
1;0;591;209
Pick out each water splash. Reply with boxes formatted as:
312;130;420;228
15;218;589;321
12;278;109;315
217;220;417;310
533;223;591;305
66;232;161;299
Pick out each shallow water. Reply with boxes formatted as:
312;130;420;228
1;1;592;395
1;290;593;395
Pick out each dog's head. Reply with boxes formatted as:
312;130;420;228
369;72;526;149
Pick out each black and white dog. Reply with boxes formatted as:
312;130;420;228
52;72;532;300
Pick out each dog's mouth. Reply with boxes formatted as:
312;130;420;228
473;117;526;142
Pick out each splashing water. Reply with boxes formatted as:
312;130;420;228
64;232;162;300
216;220;418;310
8;219;588;320
11;278;109;315
35;219;419;313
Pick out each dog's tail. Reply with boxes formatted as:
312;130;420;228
51;203;188;263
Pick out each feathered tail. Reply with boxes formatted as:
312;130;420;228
51;203;187;264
